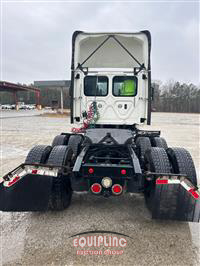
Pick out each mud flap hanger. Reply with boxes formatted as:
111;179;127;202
1;163;71;182
145;172;200;222
76;35;146;76
0;163;71;212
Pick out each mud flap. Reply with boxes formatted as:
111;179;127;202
0;174;53;211
152;181;200;222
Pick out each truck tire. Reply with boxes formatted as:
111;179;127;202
68;135;83;157
25;145;52;164
52;135;69;147
144;147;198;221
167;147;197;186
47;145;73;211
136;137;151;159
144;147;171;210
47;145;73;167
152;137;168;149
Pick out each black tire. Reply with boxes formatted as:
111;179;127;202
52;135;69;147
136;137;151;159
167;147;197;186
145;147;171;173
82;136;92;146
25;145;52;164
47;145;73;211
47;145;73;167
68;135;83;157
144;147;171;210
152;137;168;149
144;148;199;221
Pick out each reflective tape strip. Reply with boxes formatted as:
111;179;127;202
18;170;26;177
3;166;58;187
156;177;200;200
156;179;180;184
8;175;20;186
31;169;38;174
156;179;168;184
4;170;27;187
43;170;58;176
167;179;180;184
25;166;58;177
37;170;45;175
27;168;33;174
180;180;191;191
189;189;199;199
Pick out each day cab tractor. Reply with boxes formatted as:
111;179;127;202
1;31;199;222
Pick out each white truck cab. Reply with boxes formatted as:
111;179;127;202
70;31;152;126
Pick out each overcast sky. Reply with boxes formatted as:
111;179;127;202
1;1;199;85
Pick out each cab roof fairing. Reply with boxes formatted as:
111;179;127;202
71;31;151;72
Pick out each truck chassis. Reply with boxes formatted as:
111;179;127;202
1;128;199;222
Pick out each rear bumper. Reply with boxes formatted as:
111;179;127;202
0;164;199;222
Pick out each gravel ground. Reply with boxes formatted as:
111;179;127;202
0;111;199;266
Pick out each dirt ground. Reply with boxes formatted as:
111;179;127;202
0;111;199;266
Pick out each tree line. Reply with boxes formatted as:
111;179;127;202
0;80;199;113
152;80;200;113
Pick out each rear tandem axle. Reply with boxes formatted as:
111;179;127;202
0;128;199;222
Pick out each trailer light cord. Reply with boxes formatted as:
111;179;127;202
71;101;100;133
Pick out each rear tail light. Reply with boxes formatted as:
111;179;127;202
121;169;126;175
112;184;123;195
91;183;102;194
88;168;94;174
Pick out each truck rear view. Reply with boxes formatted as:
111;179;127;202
0;31;199;222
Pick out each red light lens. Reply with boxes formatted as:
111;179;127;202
32;169;38;174
113;185;121;193
88;168;94;174
121;169;126;175
91;183;101;194
112;184;122;195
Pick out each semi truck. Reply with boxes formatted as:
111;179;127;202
0;31;199;222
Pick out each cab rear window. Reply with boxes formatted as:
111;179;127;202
84;76;108;96
113;76;137;97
